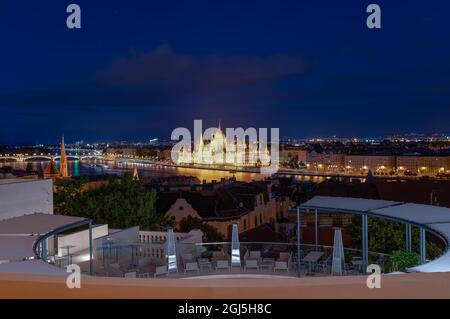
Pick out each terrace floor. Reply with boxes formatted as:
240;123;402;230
1;270;450;298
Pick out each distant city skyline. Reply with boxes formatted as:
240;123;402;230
2;131;449;147
1;0;450;145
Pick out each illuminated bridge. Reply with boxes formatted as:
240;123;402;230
0;150;104;162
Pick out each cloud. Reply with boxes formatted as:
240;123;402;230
96;44;310;97
0;45;310;111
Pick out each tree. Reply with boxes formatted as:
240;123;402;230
54;174;168;230
287;155;300;169
391;250;419;271
178;216;224;242
345;215;443;261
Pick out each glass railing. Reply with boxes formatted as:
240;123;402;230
47;240;390;278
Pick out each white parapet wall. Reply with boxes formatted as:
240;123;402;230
138;229;204;262
139;230;191;243
0;179;53;220
57;224;109;257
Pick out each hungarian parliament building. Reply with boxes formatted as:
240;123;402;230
176;125;271;167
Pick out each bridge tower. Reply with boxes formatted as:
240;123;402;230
60;135;69;178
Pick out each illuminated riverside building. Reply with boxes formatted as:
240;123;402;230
304;153;450;177
279;146;307;164
343;155;396;175
306;151;345;172
177;124;270;167
397;156;450;176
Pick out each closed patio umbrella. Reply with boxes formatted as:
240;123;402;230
331;228;345;275
166;227;178;272
231;223;241;267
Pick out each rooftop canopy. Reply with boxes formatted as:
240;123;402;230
0;236;38;262
300;196;400;213
373;203;450;225
0;213;89;263
299;196;450;273
0;213;86;235
0;259;66;276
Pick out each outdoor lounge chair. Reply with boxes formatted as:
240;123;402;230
182;254;194;263
247;251;262;262
215;260;230;271
274;252;291;272
244;259;259;271
184;262;200;273
212;251;225;258
181;254;194;269
197;258;212;271
317;255;331;272
110;263;121;269
124;271;136;278
154;265;168;277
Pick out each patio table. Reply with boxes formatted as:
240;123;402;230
197;258;212;271
60;245;76;265
351;260;363;272
260;258;275;270
302;251;324;274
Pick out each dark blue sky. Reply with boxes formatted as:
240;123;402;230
1;0;449;145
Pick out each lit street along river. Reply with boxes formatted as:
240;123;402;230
0;159;327;183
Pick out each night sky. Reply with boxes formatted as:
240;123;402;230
1;0;449;145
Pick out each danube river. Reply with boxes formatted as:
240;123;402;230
0;159;328;183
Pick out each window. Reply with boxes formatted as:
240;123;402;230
260;214;262;224
255;216;258;227
243;219;247;230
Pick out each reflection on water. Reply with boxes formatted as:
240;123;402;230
0;159;326;183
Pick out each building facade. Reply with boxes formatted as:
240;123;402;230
177;124;270;167
160;182;277;239
0;179;53;221
306;151;345;172
344;155;396;175
280;146;307;165
396;156;450;176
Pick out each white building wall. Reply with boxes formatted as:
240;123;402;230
138;229;204;262
0;179;53;221
57;224;109;257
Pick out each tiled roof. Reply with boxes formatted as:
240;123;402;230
240;224;287;243
314;180;380;199
314;180;450;208
375;180;450;208
156;181;270;220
